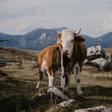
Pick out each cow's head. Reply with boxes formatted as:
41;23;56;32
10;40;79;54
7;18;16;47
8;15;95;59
57;29;85;58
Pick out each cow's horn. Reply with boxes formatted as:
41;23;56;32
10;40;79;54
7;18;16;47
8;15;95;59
75;28;81;34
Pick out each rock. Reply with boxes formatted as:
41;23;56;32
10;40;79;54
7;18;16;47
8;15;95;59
75;106;106;112
58;99;75;107
102;108;112;112
47;87;69;100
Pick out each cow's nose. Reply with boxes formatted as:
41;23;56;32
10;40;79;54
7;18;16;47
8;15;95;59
62;49;68;54
65;50;68;53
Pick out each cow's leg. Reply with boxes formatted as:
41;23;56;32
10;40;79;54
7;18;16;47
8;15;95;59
61;64;70;91
61;70;69;91
61;73;69;91
61;75;66;90
47;70;54;88
74;63;83;95
36;70;43;89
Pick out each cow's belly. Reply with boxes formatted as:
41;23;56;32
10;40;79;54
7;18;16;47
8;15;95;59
40;61;60;74
54;64;61;72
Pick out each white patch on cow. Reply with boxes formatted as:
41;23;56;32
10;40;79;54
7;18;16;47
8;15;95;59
61;30;75;58
87;45;102;56
74;63;83;95
48;75;54;87
40;60;46;72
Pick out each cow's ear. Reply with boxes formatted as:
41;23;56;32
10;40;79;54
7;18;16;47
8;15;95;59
79;36;85;42
55;44;62;51
74;35;85;42
56;32;62;43
57;32;61;39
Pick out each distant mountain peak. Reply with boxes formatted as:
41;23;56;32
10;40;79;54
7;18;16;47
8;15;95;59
0;28;112;50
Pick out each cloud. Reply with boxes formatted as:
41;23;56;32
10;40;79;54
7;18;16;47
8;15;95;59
16;23;31;34
0;0;112;36
102;13;112;32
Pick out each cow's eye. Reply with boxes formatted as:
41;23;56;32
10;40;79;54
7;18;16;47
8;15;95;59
71;39;74;43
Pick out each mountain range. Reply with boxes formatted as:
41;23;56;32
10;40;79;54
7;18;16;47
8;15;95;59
0;28;112;50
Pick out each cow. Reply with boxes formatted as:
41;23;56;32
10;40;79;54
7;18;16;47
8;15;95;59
36;43;62;89
57;29;87;94
36;29;87;95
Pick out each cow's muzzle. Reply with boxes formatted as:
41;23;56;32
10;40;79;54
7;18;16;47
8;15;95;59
61;49;69;55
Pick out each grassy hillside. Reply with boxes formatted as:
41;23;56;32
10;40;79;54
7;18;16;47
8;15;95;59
0;46;38;60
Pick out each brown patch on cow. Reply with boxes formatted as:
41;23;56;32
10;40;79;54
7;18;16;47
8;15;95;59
70;35;87;71
74;35;85;42
36;43;62;76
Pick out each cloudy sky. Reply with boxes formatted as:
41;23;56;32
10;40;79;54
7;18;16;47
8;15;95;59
0;0;112;36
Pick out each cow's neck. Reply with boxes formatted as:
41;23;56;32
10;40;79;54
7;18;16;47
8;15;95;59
71;41;79;66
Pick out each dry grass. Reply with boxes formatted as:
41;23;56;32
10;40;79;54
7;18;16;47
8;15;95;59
0;47;112;112
104;48;112;54
0;46;38;60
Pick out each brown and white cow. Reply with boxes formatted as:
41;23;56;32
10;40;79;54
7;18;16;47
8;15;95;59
36;43;62;89
36;29;87;95
57;29;87;94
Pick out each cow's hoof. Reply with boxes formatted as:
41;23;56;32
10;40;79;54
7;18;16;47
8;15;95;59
48;86;53;89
